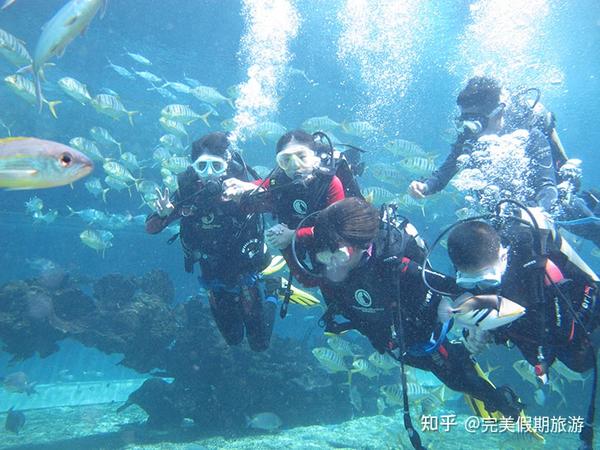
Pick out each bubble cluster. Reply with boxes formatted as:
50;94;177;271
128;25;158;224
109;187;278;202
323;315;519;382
336;0;429;124
231;0;300;146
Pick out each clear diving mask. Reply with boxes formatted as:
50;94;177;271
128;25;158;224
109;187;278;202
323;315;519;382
276;145;320;177
455;103;506;136
456;247;508;290
192;155;228;178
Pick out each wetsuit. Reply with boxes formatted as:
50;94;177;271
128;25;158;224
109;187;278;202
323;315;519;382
240;168;345;260
146;168;276;352
489;222;600;372
423;102;559;211
291;219;523;417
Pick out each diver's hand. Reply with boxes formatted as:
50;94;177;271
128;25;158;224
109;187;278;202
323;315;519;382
266;224;295;250
408;181;428;199
222;178;259;202
154;187;174;217
462;328;491;355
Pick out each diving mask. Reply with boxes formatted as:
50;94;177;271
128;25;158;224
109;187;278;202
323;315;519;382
456;246;508;290
455;103;505;136
276;144;320;177
192;155;228;178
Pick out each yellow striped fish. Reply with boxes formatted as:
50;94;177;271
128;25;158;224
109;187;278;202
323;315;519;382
161;104;210;126
384;139;426;158
0;28;31;67
161;156;190;174
58;77;92;105
4;74;61;118
396;155;437;176
311;347;348;373
69;137;103;161
159;117;188;138
102;160;137;183
91;94;138;126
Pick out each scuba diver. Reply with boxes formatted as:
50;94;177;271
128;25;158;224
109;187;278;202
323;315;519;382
284;197;527;449
222;129;347;252
408;76;564;213
145;132;278;352
442;206;600;450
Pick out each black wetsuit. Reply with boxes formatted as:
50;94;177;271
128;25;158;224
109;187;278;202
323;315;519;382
488;222;600;372
423;102;559;211
146;168;276;352
312;221;522;417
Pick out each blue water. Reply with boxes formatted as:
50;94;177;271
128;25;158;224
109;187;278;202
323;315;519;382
1;0;600;448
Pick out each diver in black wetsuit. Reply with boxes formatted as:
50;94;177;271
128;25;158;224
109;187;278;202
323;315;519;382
146;132;277;352
408;76;562;212
447;216;600;374
288;197;524;419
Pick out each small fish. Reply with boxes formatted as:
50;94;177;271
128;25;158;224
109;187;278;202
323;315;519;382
120;152;141;171
25;196;44;213
512;360;541;388
161;104;209;126
84;177;108;202
0;137;92;190
153;147;172;165
32;0;106;111
104;175;131;194
377;397;386;415
190;85;233;108
246;412;282;431
550;359;591;387
301;116;340;133
5;407;25;434
159;117;188;138
4;74;61;118
106;57;135;79
438;294;526;331
161;170;178;192
58;76;92;104
79;229;113;255
90;126;122;153
361;186;399;205
32;209;58;224
69;137;104;161
133;69;162;84
287;66;315;85
99;87;120;97
1;372;36;395
136;180;160;196
161;80;191;94
396;156;437;176
123;47;151;65
326;335;358;357
368;352;400;372
351;359;379;378
161;156;190;174
226;83;242;99
147;85;177;100
91;94;139;126
159;134;184;152
341;120;376;139
103;160;137;183
380;383;444;406
311;347;348;373
183;74;201;87
384;139;426;158
0;27;32;67
368;163;407;188
67;206;107;224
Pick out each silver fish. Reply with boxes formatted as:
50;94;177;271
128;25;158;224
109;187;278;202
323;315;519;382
0;27;31;67
32;0;105;110
106;57;135;79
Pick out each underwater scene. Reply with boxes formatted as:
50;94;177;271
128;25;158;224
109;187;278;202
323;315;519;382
1;0;600;449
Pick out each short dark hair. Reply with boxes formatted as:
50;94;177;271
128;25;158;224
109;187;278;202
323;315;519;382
447;221;501;271
276;129;316;154
457;76;501;115
314;198;380;249
191;132;230;160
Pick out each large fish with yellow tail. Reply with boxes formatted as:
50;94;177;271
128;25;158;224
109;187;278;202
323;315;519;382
31;0;106;111
0;137;93;189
